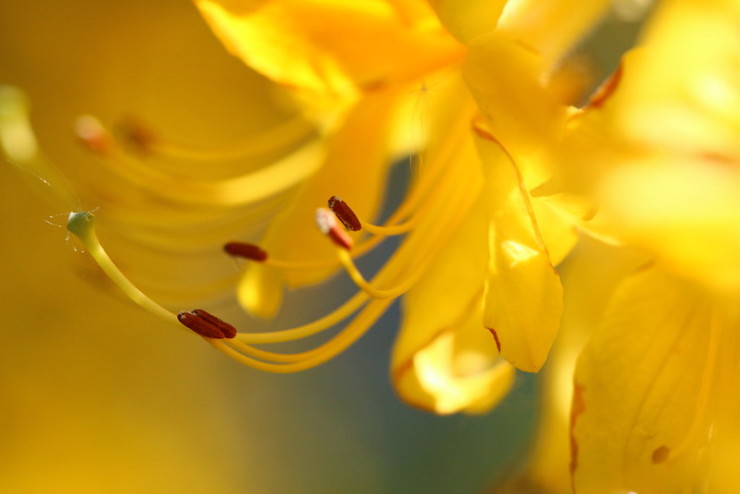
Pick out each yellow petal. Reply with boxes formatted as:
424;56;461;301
497;0;611;69
476;134;563;373
464;32;567;189
237;89;402;317
572;265;719;493
426;0;507;43
599;158;740;292
196;0;463;101
392;192;514;414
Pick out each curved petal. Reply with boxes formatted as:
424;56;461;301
571;265;718;493
475;134;563;373
196;0;463;102
497;0;611;69
464;32;567;189
426;0;507;43
392;192;515;414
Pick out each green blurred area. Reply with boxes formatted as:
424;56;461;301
0;1;538;492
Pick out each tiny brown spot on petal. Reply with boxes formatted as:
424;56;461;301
487;328;502;353
328;196;362;231
652;445;670;464
223;242;268;262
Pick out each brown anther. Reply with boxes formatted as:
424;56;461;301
117;116;157;155
178;310;230;339
75;115;113;156
328;196;362;231
316;207;354;250
192;309;237;339
223;242;269;262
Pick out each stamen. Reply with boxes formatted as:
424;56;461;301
224;241;268;262
177;309;236;339
192;309;237;338
328;196;362;231
316;207;354;250
117;115;315;162
75;115;113;156
117;116;157;155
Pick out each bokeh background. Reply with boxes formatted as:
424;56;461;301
0;1;537;493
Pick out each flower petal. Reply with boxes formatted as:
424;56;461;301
497;0;611;69
237;89;402;317
425;0;507;43
392;191;514;414
476;135;563;373
196;0;463;101
571;265;718;493
464;32;567;189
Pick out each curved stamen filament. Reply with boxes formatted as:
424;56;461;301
213;297;393;373
234;292;368;344
77;115;324;208
120;115;316;162
67;211;176;323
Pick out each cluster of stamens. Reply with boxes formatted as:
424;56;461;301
69;102;478;372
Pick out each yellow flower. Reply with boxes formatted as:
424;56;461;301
189;0;612;413
2;0;610;416
512;0;740;491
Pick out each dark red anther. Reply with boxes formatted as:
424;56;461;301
177;310;236;339
192;309;237;339
328;196;362;231
223;242;268;262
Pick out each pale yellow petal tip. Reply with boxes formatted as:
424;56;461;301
237;263;284;319
393;331;516;415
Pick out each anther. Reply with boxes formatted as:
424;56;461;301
328;196;362;231
192;309;237;338
117;116;157;155
316;207;354;250
224;242;269;262
75;115;113;156
177;310;236;339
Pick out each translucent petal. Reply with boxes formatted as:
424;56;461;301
464;32;567;188
196;0;463;101
571;266;718;493
498;0;611;68
392;194;514;414
425;0;507;43
476;135;563;373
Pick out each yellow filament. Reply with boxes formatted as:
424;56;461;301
234;291;368;344
67;212;175;323
212;297;393;372
96;137;324;208
146;117;316;162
